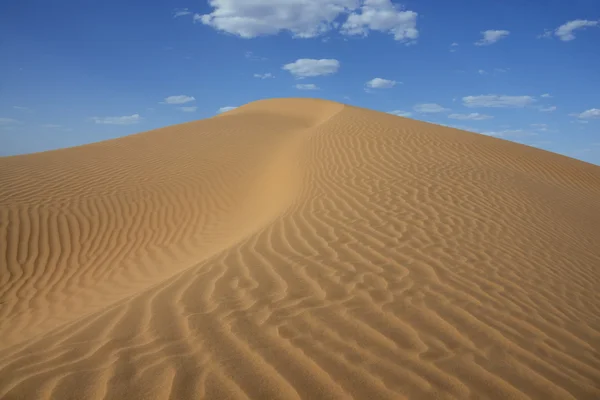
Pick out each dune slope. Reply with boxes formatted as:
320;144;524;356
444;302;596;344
1;98;599;399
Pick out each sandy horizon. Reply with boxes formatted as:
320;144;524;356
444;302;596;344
1;98;599;399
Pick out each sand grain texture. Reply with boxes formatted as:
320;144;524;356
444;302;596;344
1;98;600;399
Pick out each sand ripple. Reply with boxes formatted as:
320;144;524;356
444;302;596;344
1;98;599;399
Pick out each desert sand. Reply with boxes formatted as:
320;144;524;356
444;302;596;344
1;98;599;399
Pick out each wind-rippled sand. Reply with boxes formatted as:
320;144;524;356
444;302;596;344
1;98;599;399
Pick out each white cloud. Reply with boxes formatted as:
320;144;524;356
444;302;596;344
478;69;487;75
340;0;418;43
448;113;493;120
254;73;274;79
570;108;600;119
296;83;320;90
283;58;340;77
162;95;195;104
0;117;19;125
555;19;599;41
365;78;397;89
196;0;418;42
450;42;458;52
413;103;450;113
388;110;412;117
181;106;197;112
218;106;238;113
475;30;510;46
541;93;552;98
173;8;192;18
92;114;142;125
463;95;536;108
13;106;31;112
538;105;557;112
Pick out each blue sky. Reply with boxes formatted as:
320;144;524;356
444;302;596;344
1;0;599;165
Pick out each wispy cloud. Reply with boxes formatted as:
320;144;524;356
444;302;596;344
161;95;195;105
475;30;510;46
40;124;62;128
450;42;459;52
538;105;557;112
295;83;319;90
245;51;267;61
173;8;191;18
92;114;142;125
13;106;32;112
253;73;274;79
0;117;20;125
448;113;493;120
180;106;197;112
480;129;537;138
365;78;398;89
388;110;412;117
413;103;450;113
463;95;536;108
217;106;237;114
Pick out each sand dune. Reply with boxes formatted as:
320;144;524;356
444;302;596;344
1;98;599;399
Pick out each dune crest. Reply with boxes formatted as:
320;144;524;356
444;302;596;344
1;98;600;399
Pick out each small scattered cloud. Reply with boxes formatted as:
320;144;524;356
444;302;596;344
295;83;319;90
555;19;599;41
218;106;237;114
448;113;493;121
450;42;459;52
413;103;450;113
0;117;19;125
538;105;557;112
12;106;31;112
245;51;267;61
463;95;536;108
388;110;412;117
173;8;192;18
365;78;398;89
475;30;510;46
282;58;340;78
92;114;142;125
478;69;487;75
537;29;553;39
40;124;62;128
196;0;418;42
253;73;274;79
541;93;552;98
161;95;195;104
181;106;197;112
570;108;600;119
